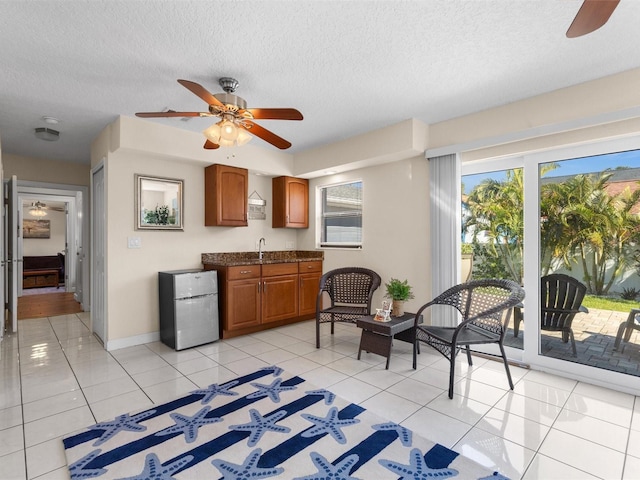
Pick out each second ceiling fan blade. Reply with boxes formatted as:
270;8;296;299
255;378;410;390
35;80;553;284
242;121;292;149
178;79;225;108
136;111;204;118
204;140;220;149
245;108;303;121
566;0;620;38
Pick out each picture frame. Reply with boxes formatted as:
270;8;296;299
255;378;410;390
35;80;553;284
23;219;51;239
135;174;184;231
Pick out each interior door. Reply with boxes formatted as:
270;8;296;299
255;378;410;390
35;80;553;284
92;165;106;343
0;170;4;339
6;175;18;332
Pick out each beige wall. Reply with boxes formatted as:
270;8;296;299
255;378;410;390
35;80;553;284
4;154;90;186
297;156;430;315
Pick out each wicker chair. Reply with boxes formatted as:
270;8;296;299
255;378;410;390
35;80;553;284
315;267;381;348
412;279;525;399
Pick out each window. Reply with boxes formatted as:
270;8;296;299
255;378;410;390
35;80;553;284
319;180;362;248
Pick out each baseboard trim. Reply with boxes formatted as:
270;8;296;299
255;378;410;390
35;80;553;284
106;331;160;351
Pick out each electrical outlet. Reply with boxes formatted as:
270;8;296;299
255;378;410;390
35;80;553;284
255;240;260;251
285;241;295;250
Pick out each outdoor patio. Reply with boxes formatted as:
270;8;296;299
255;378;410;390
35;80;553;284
504;307;640;376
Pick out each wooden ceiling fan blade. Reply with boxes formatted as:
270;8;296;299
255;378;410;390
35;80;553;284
135;111;204;118
204;140;220;149
178;79;225;108
244;108;303;120
566;0;620;38
242;121;292;149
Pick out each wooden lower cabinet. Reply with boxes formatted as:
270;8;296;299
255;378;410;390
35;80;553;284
206;260;322;338
226;278;261;330
261;262;298;324
298;261;322;317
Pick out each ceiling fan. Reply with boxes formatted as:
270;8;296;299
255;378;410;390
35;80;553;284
566;0;620;38
28;201;65;217
136;78;303;150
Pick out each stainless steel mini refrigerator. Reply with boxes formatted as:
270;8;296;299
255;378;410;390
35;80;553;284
158;269;219;350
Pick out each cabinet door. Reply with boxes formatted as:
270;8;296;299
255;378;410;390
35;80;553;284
299;272;322;317
272;176;308;228
205;164;248;226
262;274;299;323
226;278;261;330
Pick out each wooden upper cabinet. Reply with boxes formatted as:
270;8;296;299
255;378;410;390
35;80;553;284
272;176;309;228
205;164;248;226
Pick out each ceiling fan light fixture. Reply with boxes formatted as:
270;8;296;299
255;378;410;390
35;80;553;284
203;123;221;143
34;127;60;141
219;119;239;142
236;128;252;146
29;201;47;217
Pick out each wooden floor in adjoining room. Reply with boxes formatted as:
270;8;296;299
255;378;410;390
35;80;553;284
18;292;83;319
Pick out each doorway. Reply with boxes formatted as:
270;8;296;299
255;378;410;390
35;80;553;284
12;182;89;321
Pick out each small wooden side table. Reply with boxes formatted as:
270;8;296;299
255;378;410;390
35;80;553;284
356;312;422;369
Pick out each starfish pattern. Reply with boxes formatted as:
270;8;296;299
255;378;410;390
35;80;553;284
294;451;361;480
190;380;239;404
211;448;283;479
305;389;336;405
247;378;296;402
479;473;510;480
229;408;291;446
117;452;193;480
260;365;284;376
373;422;413;446
301;406;360;444
155;406;222;443
68;449;107;479
378;448;459;479
89;409;156;446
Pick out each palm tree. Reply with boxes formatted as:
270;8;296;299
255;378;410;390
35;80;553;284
464;169;524;284
541;171;640;294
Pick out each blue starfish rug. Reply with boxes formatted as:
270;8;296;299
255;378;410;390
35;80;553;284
62;365;509;479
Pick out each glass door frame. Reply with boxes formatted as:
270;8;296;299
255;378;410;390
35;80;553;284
463;134;640;396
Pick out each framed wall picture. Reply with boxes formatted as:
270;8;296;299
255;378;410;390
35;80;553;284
135;174;184;231
24;219;51;238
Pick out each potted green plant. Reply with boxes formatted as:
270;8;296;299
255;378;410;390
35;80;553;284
384;278;414;317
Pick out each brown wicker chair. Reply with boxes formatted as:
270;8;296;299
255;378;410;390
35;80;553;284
412;279;525;399
315;267;381;348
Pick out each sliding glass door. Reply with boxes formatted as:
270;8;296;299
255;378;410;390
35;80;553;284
462;136;640;395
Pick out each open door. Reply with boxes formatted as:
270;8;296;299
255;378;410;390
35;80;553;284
0;170;4;339
6;175;18;332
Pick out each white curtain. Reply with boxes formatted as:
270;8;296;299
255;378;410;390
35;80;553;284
428;153;461;326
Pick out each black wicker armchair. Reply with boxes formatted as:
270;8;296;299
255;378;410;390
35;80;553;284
315;267;381;348
412;279;525;398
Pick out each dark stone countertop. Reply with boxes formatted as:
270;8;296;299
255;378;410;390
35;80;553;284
202;250;323;267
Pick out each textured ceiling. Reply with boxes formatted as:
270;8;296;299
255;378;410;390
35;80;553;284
1;0;640;164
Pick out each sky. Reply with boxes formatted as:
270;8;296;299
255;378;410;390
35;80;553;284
462;149;640;194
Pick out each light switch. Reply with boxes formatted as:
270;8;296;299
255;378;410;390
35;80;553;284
128;236;142;249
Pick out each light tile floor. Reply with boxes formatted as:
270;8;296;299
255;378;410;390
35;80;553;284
1;312;640;479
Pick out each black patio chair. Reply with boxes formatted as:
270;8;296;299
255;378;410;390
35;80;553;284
315;267;381;348
412;279;525;399
540;273;587;357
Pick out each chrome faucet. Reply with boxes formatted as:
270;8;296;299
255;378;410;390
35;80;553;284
258;237;266;260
